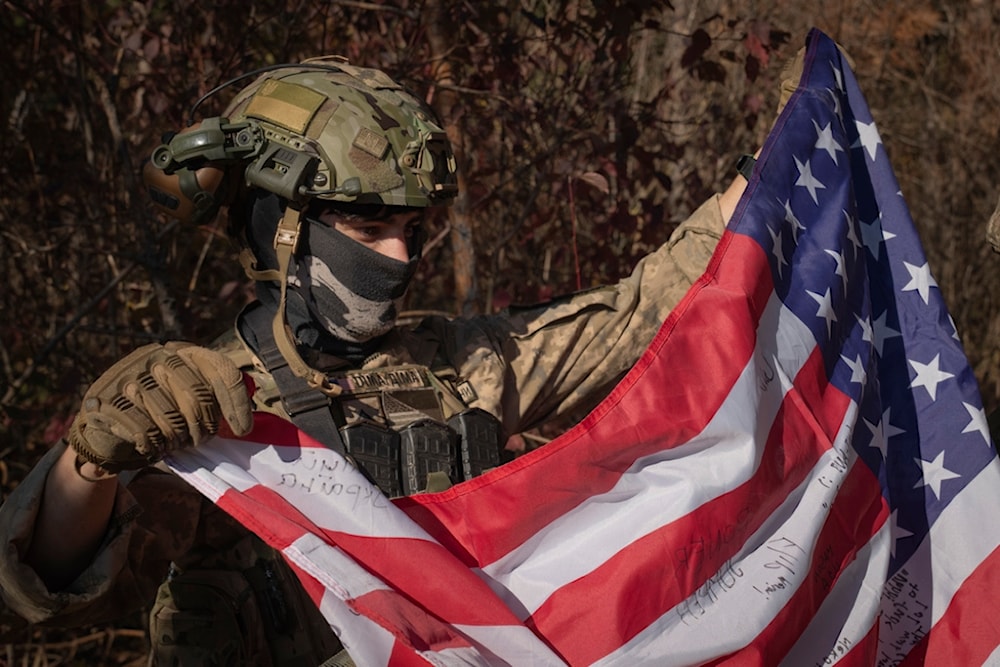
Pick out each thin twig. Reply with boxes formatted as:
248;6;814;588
327;0;419;19
185;220;222;309
422;220;452;256
567;176;582;291
0;221;179;409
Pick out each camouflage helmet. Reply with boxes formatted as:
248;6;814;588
145;57;458;222
222;56;458;208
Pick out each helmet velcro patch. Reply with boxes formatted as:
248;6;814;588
349;144;403;193
246;80;326;134
352;127;389;159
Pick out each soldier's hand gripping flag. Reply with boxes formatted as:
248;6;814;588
166;29;1000;666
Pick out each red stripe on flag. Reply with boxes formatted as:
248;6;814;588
216;483;332;550
526;346;852;665
282;557;328;608
239;411;331;449
899;544;1000;667
398;233;775;566
350;588;476;653
387;640;437;667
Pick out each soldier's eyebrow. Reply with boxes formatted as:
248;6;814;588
314;203;427;223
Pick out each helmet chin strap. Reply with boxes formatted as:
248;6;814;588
239;206;342;397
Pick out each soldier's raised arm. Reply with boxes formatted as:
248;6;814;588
23;343;252;590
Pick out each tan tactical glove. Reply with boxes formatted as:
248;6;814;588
68;342;254;473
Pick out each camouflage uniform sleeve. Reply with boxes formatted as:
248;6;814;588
431;194;726;437
0;440;229;627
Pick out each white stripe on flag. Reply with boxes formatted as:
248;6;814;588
285;532;390;601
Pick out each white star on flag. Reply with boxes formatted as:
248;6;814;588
826;87;842;117
825;248;848;292
872;310;901;356
782;199;806;242
913;451;961;500
864;407;906;460
840;354;866;384
807;287;838;335
855;313;873;345
881;407;907;441
948;314;961;342
854;119;883;161
814;120;845;164
889;509;914;559
769;225;788;278
794;156;826;204
865;416;887;459
908;353;955;401
962;402;992;446
860;213;897;261
902;261;938;305
844;210;862;258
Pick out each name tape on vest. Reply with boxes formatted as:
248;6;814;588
334;367;430;394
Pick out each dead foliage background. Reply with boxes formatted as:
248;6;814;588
1;0;998;663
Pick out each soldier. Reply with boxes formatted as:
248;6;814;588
0;58;750;664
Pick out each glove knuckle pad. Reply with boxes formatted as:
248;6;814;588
177;346;252;436
72;343;204;470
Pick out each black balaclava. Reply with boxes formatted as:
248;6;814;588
245;191;420;364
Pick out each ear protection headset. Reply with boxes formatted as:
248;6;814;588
143;118;257;224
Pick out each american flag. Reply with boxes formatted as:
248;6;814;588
167;30;1000;665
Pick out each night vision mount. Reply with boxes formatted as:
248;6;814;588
143;116;324;225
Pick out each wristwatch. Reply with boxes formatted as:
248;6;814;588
736;153;756;181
